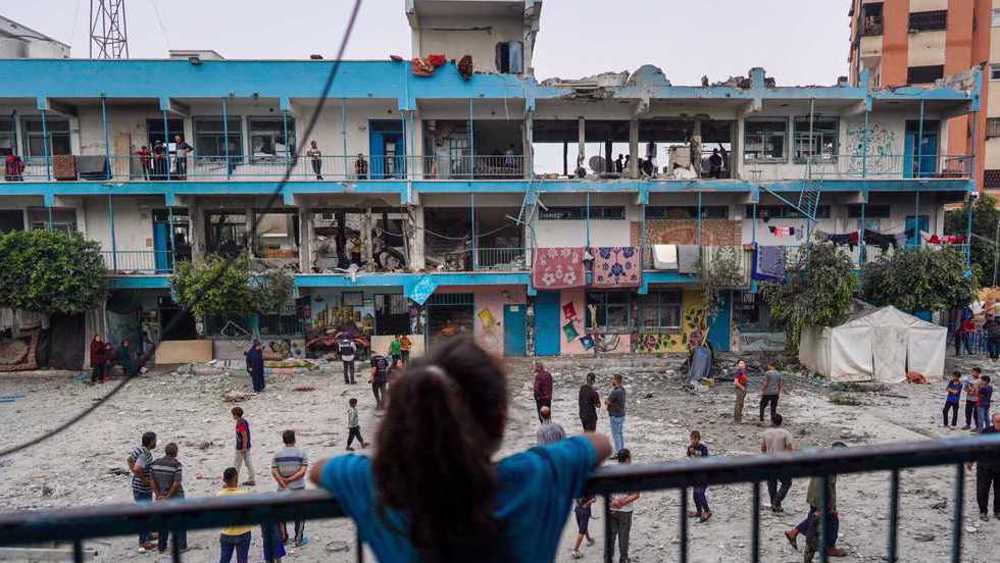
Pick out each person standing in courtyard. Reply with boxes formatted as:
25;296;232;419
985;314;1000;361
964;368;982;431
309;337;612;563
117;338;138;378
389;335;403;366
399;334;412;365
734;359;749;424
346;398;368;451
150;442;187;554
759;362;782;423
245;339;266;393
533;362;553;423
231;407;256;486
608;449;639;563
536;406;566;445
271;430;309;546
570;494;596;559
943;371;962;428
217;467;252;563
784;442;848;558
686;430;711;522
972;412;1000;520
339;337;358;384
126;431;157;552
761;413;795;513
578;372;601;432
607;374;627;453
89;335;110;384
979;376;994;432
370;352;390;410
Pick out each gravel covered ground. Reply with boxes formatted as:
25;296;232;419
1;353;998;562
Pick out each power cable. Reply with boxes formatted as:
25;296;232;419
0;0;364;459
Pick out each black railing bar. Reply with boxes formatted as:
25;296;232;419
887;469;899;562
172;526;181;563
585;435;1000;495
72;539;83;563
750;482;760;563
679;488;688;563
0;490;343;545
357;527;364;563
951;464;964;563
819;474;829;563
603;493;612;563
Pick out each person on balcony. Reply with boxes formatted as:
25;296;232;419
152;140;167;179
135;145;152;180
310;337;612;563
708;148;724;178
306;140;323;180
173;135;192;180
354;153;368;179
4;151;24;181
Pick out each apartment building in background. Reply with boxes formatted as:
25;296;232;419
0;0;981;369
848;0;996;189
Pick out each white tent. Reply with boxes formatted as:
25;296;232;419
799;306;947;383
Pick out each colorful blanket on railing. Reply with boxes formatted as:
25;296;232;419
751;245;786;283
590;247;641;288
532;248;586;289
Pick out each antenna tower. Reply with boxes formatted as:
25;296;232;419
89;0;129;59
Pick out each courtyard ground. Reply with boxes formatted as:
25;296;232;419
1;352;998;563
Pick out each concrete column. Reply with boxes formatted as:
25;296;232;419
410;204;426;270
299;207;313;273
523;110;534;179
629;117;639;178
189;200;205;260
363;207;374;270
577;116;586;177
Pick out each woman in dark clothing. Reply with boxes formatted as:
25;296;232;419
117;339;137;378
245;339;266;392
89;336;109;384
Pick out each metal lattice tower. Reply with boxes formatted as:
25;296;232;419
89;0;129;59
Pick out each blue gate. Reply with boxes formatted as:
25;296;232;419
503;304;526;357
534;291;560;356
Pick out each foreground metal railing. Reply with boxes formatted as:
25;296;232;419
1;435;999;563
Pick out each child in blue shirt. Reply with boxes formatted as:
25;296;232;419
309;338;612;563
686;430;711;522
943;371;962;428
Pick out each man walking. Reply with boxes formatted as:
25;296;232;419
339;337;357;384
979;375;994;433
785;442;848;558
370;352;390;410
761;413;795;512
126;431;157;552
271;430;309;546
607;374;627;453
963;368;982;431
536;406;566;445
533;362;553;423
245;339;266;393
973;412;1000;520
578;372;601;432
231;407;256;486
150;443;187;554
759;362;782;423
734;359;749;424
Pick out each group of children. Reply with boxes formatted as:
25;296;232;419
943;367;994;431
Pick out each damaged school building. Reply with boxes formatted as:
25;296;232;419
0;0;983;368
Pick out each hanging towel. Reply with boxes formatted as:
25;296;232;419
532;247;586;289
677;245;701;274
652;244;678;270
752;245;786;283
590;247;642;288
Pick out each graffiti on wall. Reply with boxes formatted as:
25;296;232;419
630;290;708;354
845;121;898;175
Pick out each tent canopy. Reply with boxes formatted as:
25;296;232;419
799;306;947;383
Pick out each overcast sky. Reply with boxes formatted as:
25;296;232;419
6;0;850;86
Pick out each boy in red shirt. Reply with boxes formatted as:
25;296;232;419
734;359;748;424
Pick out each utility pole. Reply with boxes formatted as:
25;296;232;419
90;0;130;59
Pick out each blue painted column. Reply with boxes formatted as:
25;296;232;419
468;98;475;179
40;108;50;180
282;108;291;170
860;196;867;265
340;99;348;178
470;193;478;270
223;97;231;180
108;189;118;271
168;205;176;272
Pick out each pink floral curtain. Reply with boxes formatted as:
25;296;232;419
532;248;586;289
591;247;641;288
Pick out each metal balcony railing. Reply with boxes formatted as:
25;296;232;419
802;154;973;180
2;435;1000;562
441;247;529;272
101;250;177;274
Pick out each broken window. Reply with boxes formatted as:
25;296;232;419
495;41;524;74
538;206;625;220
745;205;831;219
793;117;839;162
207;212;249;257
909;10;947;32
22;117;70;158
253;211;299;265
194;117;243;159
991;65;1000;80
586;291;631;332
645;206;728;220
744;120;787;162
637;291;682;331
28;207;77;232
249;117;296;163
847;205;890;219
259;303;304;336
861;3;883;36
374;294;410;336
907;65;944;84
0;210;24;233
0;117;14;155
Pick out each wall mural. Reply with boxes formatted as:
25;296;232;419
630;290;708;354
845;121;898;176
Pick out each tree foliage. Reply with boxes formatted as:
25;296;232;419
698;246;746;320
171;255;293;319
0;229;107;315
860;247;976;313
945;194;998;288
761;243;857;355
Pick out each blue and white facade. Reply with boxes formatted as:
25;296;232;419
0;0;981;362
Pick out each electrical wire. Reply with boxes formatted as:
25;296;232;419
0;0;364;459
146;0;172;52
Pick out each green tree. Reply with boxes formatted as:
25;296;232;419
945;193;998;287
251;269;296;314
171;255;294;320
0;229;106;314
761;243;857;355
698;246;746;320
860;247;976;313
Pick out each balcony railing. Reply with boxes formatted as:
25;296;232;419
440;247;529;272
802;154;973;180
1;435;999;562
101;250;177;274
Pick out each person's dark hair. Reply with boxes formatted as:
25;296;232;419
231;407;243;418
164;443;178;457
772;413;783;426
372;337;507;562
616;448;631;463
141;431;156;448
831;441;847;448
952;371;961;378
974;367;983;375
223;467;238;484
349;398;358;407
586;372;596;385
690;430;700;440
984;375;992;384
283;430;296;445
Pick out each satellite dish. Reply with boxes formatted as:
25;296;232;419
588;155;606;173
